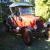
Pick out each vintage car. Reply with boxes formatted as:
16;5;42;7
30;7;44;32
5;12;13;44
3;3;47;45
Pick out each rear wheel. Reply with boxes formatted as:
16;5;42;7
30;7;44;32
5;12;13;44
2;25;9;32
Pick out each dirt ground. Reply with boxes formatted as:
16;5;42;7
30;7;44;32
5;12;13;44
0;32;50;50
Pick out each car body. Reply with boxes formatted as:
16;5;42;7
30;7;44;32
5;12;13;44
3;2;47;45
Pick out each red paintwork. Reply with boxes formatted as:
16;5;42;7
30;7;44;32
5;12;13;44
11;14;39;27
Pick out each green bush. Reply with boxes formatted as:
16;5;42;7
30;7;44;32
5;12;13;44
35;0;50;21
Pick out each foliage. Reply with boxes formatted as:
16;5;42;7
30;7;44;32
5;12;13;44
0;3;11;20
35;0;50;21
0;0;35;17
30;0;35;7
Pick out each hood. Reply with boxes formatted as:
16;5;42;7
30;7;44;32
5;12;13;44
12;14;40;27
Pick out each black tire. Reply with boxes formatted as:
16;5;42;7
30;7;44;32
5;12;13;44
3;18;10;32
2;25;10;33
22;30;32;45
44;30;48;39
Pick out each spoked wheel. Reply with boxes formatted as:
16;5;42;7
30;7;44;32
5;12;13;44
22;30;32;45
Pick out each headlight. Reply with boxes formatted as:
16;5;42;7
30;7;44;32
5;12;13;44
16;27;20;32
43;23;47;27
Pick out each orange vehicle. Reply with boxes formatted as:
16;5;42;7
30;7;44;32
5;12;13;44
3;3;47;45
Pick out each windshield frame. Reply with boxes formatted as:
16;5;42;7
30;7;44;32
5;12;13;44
20;6;33;15
10;6;33;15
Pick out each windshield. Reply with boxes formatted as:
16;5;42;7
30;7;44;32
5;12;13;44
20;7;33;14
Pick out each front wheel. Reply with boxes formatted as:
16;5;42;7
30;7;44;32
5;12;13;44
22;30;32;45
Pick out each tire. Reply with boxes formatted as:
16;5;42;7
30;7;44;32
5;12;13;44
44;30;48;39
3;25;10;33
22;30;32;45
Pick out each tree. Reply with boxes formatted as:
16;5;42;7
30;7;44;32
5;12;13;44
35;0;50;20
31;0;35;7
